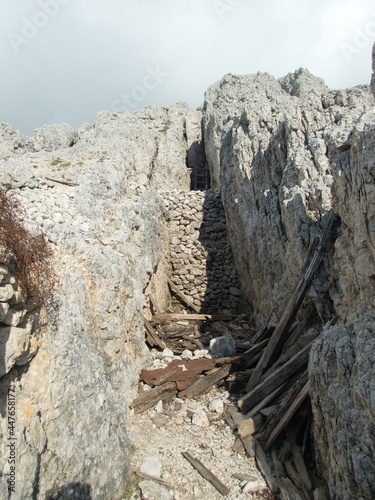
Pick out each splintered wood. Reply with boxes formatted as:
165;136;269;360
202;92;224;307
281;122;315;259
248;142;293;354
135;209;336;499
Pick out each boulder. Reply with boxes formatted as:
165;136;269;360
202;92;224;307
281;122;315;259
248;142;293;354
33;123;77;152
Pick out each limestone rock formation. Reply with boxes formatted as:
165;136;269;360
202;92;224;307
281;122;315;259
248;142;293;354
0;123;33;159
278;67;329;97
33;123;77;152
0;103;202;498
203;71;374;321
0;59;374;499
203;69;375;498
371;41;375;98
310;312;375;499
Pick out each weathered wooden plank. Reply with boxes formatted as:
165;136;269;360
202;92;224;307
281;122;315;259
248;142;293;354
144;318;166;350
131;382;177;413
149;293;161;314
167;279;200;313
45;176;79;187
179;364;231;399
284;460;311;500
238;343;312;413
153;312;240;322
256;373;308;446
277;476;304;500
240;339;268;368
135;470;171;487
271;447;284;479
240;435;256;457
247;210;336;390
182;451;230;496
232;472;258;482
254;441;278;493
245;379;292;418
250;310;274;345
265;382;310;450
165;324;196;338
292;446;313;491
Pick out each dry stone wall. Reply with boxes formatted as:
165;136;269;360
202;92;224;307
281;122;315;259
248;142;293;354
161;190;240;313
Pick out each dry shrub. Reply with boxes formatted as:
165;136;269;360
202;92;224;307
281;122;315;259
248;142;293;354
0;187;56;310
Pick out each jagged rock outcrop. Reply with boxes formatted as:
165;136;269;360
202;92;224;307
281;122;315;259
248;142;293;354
203;69;373;321
371;41;375;99
0;123;33;159
33;123;77;152
1;61;374;499
203;68;375;498
0;103;202;498
310;311;375;499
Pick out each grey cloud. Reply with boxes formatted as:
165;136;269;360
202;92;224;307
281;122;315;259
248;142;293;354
0;0;373;136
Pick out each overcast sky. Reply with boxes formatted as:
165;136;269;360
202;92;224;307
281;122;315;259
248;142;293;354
1;0;374;136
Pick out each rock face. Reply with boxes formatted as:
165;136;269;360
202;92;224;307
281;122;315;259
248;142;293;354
203;69;373;321
203;69;375;498
310;312;375;499
371;41;375;99
0;103;202;499
0;62;374;499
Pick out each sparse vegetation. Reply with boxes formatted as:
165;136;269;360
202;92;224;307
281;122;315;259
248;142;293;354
51;158;62;166
0;187;56;310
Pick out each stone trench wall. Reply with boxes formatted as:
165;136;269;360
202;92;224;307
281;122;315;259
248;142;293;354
160;190;240;313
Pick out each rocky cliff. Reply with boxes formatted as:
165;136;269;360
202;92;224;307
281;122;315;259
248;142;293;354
0;59;374;499
203;67;375;498
0;103;204;499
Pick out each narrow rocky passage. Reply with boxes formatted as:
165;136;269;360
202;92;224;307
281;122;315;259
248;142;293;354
127;188;272;499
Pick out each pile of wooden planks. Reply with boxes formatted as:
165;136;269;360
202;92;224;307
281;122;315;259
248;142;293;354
223;211;337;498
136;306;258;412
135;210;337;498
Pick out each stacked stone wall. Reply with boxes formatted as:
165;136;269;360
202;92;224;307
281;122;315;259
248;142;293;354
161;190;240;313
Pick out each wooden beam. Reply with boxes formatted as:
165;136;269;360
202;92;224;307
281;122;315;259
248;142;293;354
240;339;269;368
182;451;230;496
238;342;312;413
254;372;308;444
45;176;79;186
167;279;200;313
144;319;166;350
245;380;292;418
131;382;177;413
179;364;231;399
247;210;336;390
149;293;161;314
152;312;240;322
264;382;310;450
254;441;278;493
135;470;171;487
